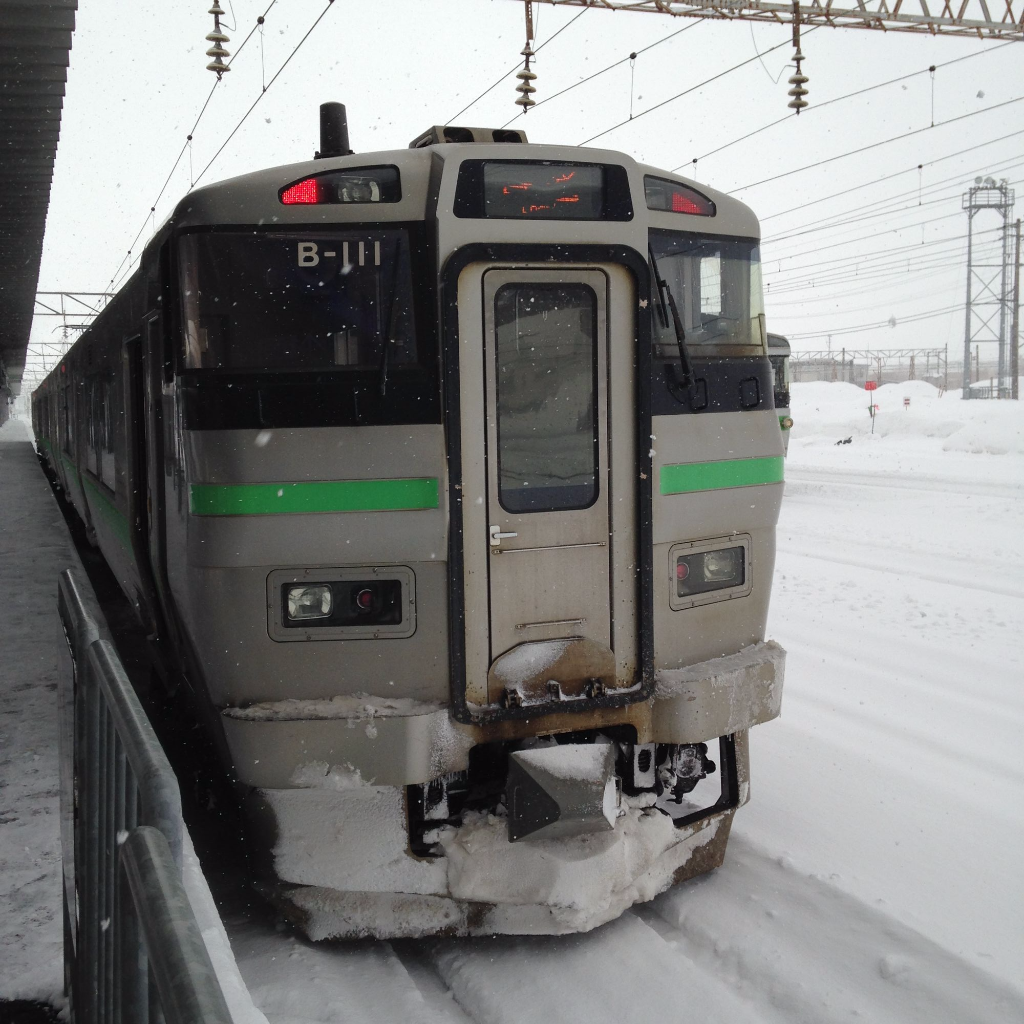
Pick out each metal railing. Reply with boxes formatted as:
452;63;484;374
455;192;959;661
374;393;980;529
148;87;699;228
58;568;233;1023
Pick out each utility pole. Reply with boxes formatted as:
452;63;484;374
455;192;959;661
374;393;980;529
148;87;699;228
962;178;1015;399
1012;218;1021;400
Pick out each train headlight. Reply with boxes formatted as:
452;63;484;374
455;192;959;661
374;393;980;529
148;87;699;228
702;548;743;583
676;546;745;597
780;416;794;429
286;584;333;621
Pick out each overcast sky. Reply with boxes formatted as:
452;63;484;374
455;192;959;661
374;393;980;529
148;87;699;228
25;0;1024;379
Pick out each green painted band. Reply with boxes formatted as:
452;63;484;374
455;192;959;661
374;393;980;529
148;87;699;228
660;456;784;495
81;473;130;549
190;477;440;516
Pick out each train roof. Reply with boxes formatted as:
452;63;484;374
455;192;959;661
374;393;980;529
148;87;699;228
143;140;760;265
767;334;791;356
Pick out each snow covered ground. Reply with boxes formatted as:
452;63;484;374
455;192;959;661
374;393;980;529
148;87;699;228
0;417;70;1012
2;381;1023;1022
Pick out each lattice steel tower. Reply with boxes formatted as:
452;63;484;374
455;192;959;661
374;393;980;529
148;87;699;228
962;179;1015;399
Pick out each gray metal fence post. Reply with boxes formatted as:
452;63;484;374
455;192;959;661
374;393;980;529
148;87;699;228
120;828;234;1024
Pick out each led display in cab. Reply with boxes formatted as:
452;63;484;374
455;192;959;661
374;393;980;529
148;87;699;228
644;176;716;217
280;166;401;205
453;160;633;220
668;536;752;610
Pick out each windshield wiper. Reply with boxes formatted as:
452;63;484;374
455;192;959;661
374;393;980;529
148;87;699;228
648;246;694;391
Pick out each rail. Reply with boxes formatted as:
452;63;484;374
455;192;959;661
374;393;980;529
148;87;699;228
57;568;232;1024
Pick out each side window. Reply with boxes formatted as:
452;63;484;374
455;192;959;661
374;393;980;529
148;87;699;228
62;387;72;454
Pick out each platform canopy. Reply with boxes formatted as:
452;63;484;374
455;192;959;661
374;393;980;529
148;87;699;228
0;0;77;400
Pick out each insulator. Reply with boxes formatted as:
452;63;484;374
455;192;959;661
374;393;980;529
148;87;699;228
208;3;226;14
515;95;536;109
788;72;808;86
206;45;230;59
516;69;537;83
206;59;231;75
205;30;230;44
521;43;535;59
788;97;808;111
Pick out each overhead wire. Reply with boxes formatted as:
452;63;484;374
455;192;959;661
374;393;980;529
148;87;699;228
103;0;279;295
499;18;704;130
578;30;811;147
445;6;591;125
764;177;1023;265
191;0;337;188
763;223;1005;279
759;127;1024;224
678;40;1016;174
760;158;1024;244
731;95;1024;193
783;303;964;339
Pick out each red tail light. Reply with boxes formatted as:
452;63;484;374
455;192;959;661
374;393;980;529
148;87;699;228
280;177;321;204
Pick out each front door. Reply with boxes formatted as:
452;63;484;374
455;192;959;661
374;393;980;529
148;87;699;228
483;266;611;654
458;263;646;708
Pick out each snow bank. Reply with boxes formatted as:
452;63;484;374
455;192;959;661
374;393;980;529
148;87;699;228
181;831;270;1024
790;379;1024;454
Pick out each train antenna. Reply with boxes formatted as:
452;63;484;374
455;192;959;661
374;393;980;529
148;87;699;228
317;102;353;159
787;2;808;114
515;1;537;113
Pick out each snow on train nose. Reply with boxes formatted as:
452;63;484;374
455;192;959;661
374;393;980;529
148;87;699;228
507;743;619;842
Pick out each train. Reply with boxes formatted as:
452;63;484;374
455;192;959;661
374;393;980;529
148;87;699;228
33;105;786;938
768;333;794;454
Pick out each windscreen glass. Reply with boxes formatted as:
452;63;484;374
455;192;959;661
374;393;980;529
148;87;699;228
494;283;598;513
650;230;765;357
179;230;418;371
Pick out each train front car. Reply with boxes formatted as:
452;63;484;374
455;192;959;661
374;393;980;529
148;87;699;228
160;130;785;938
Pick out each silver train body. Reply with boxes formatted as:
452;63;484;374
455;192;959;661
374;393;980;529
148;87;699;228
768;333;793;454
33;123;786;938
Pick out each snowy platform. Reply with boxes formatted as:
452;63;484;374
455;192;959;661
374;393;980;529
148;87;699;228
0;420;74;1008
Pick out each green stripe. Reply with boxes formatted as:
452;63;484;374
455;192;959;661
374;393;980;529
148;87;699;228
82;473;130;550
660;457;784;495
189;478;440;516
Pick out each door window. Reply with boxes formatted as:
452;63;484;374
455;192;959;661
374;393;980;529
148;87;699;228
493;283;598;513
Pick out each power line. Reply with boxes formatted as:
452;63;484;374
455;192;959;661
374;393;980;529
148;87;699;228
578;31;808;147
676;40;1016;174
103;0;279;295
499;18;703;130
764;176;1023;263
759;127;1024;224
783;303;963;340
762;223;1004;278
446;6;590;124
192;0;337;188
732;95;1024;193
760;157;1024;244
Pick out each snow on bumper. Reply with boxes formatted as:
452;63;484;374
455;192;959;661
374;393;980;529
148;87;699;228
652;639;786;744
269;800;736;940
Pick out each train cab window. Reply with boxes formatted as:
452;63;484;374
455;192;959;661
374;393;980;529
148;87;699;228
178;230;419;373
649;231;765;357
493;283;598;513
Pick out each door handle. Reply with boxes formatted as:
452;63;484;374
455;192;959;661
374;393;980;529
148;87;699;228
489;525;518;547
